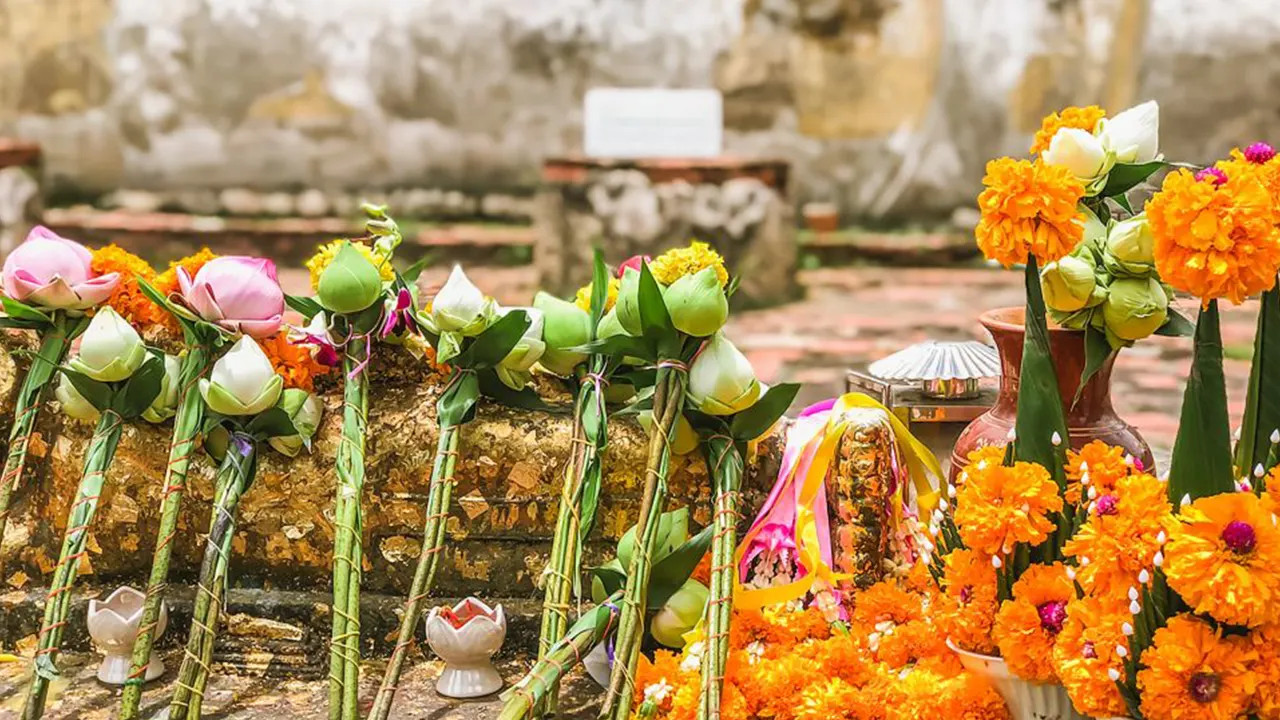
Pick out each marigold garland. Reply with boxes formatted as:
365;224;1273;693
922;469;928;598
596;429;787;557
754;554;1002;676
975;158;1086;268
1146;164;1280;304
90;245;165;329
1136;615;1256;720
992;563;1075;683
1163;491;1280;628
649;241;729;287
953;460;1063;556
258;330;331;391
1030;105;1106;155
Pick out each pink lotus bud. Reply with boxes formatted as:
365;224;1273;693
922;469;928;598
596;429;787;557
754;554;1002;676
2;226;119;310
616;255;651;278
177;256;284;338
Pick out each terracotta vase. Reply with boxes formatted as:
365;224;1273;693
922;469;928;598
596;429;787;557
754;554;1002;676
950;307;1154;481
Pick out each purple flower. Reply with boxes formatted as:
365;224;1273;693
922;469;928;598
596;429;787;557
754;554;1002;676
1195;167;1228;186
1037;600;1068;635
1222;520;1257;555
380;287;415;338
1244;142;1276;164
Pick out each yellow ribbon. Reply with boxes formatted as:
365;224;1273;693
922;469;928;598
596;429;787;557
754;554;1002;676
733;393;943;610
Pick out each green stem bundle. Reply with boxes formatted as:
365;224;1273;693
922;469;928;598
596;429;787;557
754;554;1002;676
169;432;257;720
602;366;686;720
367;420;461;720
120;345;212;719
329;339;370;720
0;319;73;567
23;409;125;720
501;590;624;720
699;435;744;720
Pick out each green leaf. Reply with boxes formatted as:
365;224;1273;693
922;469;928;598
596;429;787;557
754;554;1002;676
437;370;481;427
285;294;325;320
730;383;801;441
112;352;167;419
246;406;300;439
1155;308;1195;337
577;458;603;551
591;565;627;598
637;263;676;346
1111;193;1134;214
570;334;653;362
1;297;51;324
1101;161;1166;198
647;524;714;609
1168;300;1235;501
1075;325;1114;408
589;248;609;329
401;256;431;284
1238;287;1280;475
454;310;530;369
60;368;112;412
1013;258;1070;487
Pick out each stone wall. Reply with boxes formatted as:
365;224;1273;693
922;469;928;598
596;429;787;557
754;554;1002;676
2;0;1279;220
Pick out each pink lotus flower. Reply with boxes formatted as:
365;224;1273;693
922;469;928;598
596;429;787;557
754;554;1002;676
177;256;284;338
2;226;119;310
616;254;651;278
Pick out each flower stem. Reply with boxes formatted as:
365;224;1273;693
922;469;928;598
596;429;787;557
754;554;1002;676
500;590;623;720
23;409;124;720
119;344;212;719
329;340;370;720
367;421;460;720
169;432;257;720
0;319;73;570
601;367;686;720
699;435;743;720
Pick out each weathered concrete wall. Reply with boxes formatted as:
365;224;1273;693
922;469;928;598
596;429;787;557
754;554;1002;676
2;0;1279;219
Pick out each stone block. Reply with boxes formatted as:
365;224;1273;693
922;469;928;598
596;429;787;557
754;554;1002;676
0;141;42;254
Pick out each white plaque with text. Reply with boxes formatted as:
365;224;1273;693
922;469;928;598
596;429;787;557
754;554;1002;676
583;88;723;159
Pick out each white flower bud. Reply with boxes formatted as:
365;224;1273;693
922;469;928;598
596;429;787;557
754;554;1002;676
68;307;147;382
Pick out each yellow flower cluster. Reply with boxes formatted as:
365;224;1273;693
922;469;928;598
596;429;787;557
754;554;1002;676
305;239;395;291
90;245;166;331
1030;105;1106;155
649;241;729;287
573;276;620;313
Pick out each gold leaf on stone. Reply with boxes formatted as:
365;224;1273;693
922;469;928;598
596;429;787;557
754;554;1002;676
457;490;489;520
506;460;540;492
6;571;28;589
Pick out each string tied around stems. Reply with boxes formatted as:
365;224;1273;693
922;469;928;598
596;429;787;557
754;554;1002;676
655;359;689;373
584;372;610;389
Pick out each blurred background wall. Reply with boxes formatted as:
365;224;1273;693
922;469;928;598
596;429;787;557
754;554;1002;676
1;0;1278;222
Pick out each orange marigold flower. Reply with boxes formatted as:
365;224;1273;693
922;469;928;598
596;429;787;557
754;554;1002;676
975;158;1086;267
257;331;330;391
690;550;713;586
956;444;1007;485
154;248;218;297
1064;440;1132;505
1052;596;1132;718
1031;106;1106;155
1163;491;1280;628
795;678;870;720
1221;146;1280;210
875;617;949;669
851;578;925;628
1062;472;1177;600
90;245;164;329
936;549;999;655
1265;466;1280;513
1251;625;1280;718
992;562;1075;683
954;460;1063;556
1137;615;1256;720
1147;164;1280;304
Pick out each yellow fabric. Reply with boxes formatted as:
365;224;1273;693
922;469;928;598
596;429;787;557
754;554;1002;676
733;393;943;609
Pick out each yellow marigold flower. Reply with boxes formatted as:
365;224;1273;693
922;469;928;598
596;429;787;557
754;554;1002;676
1137;615;1256;720
953;460;1063;556
649;241;729;288
1251;625;1280;718
258;330;330;391
1064;440;1132;505
936;549;999;655
90;245;164;329
1030;106;1106;155
1164;491;1280;628
306;239;394;292
993;563;1075;683
573;276;619;313
1147;164;1280;304
975;158;1086;267
1052;596;1132;719
1063;472;1177;600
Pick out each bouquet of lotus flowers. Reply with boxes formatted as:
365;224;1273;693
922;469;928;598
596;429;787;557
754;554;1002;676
0;227;119;567
369;265;546;720
500;508;713;720
22;308;167;719
167;337;322;720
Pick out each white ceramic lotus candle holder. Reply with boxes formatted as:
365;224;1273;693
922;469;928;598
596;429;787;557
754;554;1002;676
425;598;506;698
86;586;167;685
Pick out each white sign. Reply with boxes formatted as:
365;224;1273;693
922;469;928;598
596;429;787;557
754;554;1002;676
583;88;723;159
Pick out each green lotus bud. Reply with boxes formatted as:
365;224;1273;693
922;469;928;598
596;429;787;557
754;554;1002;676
650;579;709;648
199;336;284;416
618;507;689;570
615;267;644;336
269;389;324;457
317;242;383;314
55;373;99;424
688;333;761;416
533;291;591;376
663;267;728;337
142;354;183;423
638;410;698;456
1104;214;1155;276
1041;255;1100;313
69;307;147;382
1102;276;1169;342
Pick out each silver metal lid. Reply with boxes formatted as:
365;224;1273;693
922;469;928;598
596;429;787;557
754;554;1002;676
868;341;1000;383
